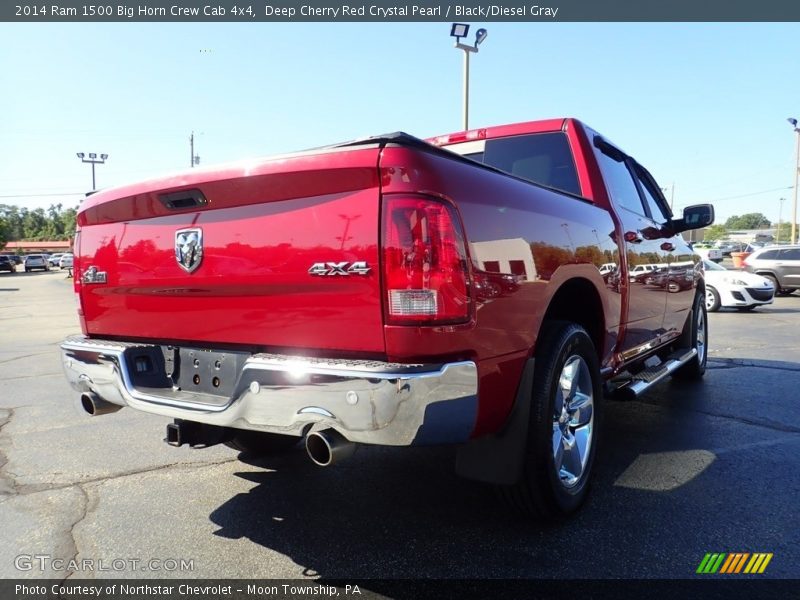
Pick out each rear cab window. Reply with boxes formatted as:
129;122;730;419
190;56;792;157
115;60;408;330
444;132;582;197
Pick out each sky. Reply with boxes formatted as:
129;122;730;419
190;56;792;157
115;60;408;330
1;22;799;225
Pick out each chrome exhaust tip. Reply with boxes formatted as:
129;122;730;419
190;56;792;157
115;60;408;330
80;392;122;417
305;429;356;467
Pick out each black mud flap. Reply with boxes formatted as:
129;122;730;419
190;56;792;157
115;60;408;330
455;358;534;485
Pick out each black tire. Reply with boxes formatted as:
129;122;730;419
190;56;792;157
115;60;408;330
762;274;789;296
673;291;708;380
705;286;721;312
501;321;602;520
225;430;300;456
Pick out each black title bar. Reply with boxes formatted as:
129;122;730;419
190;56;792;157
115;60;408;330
4;0;800;22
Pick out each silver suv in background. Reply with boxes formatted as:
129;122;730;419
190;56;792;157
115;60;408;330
743;245;800;296
24;254;50;273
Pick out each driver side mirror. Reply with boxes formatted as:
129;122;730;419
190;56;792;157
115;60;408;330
673;204;714;233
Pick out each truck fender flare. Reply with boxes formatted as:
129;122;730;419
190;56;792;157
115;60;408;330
455;358;534;485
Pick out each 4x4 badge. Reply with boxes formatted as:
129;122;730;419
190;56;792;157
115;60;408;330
308;261;370;276
175;228;203;273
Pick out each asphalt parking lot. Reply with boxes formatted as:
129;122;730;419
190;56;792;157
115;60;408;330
1;267;798;581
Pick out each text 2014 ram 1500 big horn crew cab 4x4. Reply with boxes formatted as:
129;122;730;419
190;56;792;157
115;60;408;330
61;118;714;520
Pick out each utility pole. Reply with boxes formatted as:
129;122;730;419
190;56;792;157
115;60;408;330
777;197;786;243
190;132;200;168
788;118;800;244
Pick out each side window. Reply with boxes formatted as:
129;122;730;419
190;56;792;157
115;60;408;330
779;248;800;260
593;143;646;216
759;250;779;260
634;164;670;223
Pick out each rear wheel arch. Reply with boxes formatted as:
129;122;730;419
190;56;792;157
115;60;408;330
755;270;780;284
538;277;605;361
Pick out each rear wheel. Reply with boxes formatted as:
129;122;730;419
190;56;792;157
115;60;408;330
501;321;602;520
705;286;721;312
762;274;792;296
225;430;300;456
673;291;707;380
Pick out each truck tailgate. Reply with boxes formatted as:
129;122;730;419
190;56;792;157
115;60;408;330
76;146;384;354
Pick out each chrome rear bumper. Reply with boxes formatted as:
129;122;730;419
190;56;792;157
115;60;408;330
60;335;478;446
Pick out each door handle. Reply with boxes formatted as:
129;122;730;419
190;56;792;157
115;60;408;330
660;242;675;252
624;231;643;243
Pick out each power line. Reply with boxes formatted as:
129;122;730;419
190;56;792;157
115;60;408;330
705;186;792;203
0;192;84;199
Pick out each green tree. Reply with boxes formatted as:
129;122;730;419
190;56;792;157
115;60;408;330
774;222;798;243
724;213;771;230
0;205;25;241
0;203;78;242
60;207;77;238
0;217;8;248
703;224;728;241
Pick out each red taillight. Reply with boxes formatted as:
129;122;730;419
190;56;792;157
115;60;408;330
381;195;471;325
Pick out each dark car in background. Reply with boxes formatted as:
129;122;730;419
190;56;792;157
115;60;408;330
743;245;800;296
0;256;15;274
24;254;50;272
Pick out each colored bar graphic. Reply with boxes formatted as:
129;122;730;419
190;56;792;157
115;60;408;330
710;553;726;573
758;554;773;573
696;553;713;574
734;553;750;573
698;552;771;574
720;554;736;574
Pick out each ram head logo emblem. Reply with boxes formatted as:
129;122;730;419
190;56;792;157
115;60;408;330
175;228;203;273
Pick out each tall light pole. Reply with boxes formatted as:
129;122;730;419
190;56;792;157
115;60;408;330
76;152;108;191
789;118;800;244
190;131;200;168
777;197;786;243
450;23;488;131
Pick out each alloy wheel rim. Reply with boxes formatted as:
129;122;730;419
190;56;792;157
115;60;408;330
696;305;707;362
552;355;594;488
705;289;715;310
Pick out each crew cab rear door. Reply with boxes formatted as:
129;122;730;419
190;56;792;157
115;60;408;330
591;138;669;356
631;161;697;339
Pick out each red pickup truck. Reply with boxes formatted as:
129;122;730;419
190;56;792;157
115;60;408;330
61;118;713;520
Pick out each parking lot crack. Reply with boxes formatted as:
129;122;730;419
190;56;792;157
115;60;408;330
0;352;52;365
61;484;90;582
14;456;239;496
708;357;800;372
0;408;19;497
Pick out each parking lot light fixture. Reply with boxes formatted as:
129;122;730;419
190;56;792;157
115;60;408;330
76;152;109;191
450;23;488;131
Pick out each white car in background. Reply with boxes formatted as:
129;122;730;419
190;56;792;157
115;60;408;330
692;243;723;263
59;253;74;269
702;260;774;312
598;262;617;276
